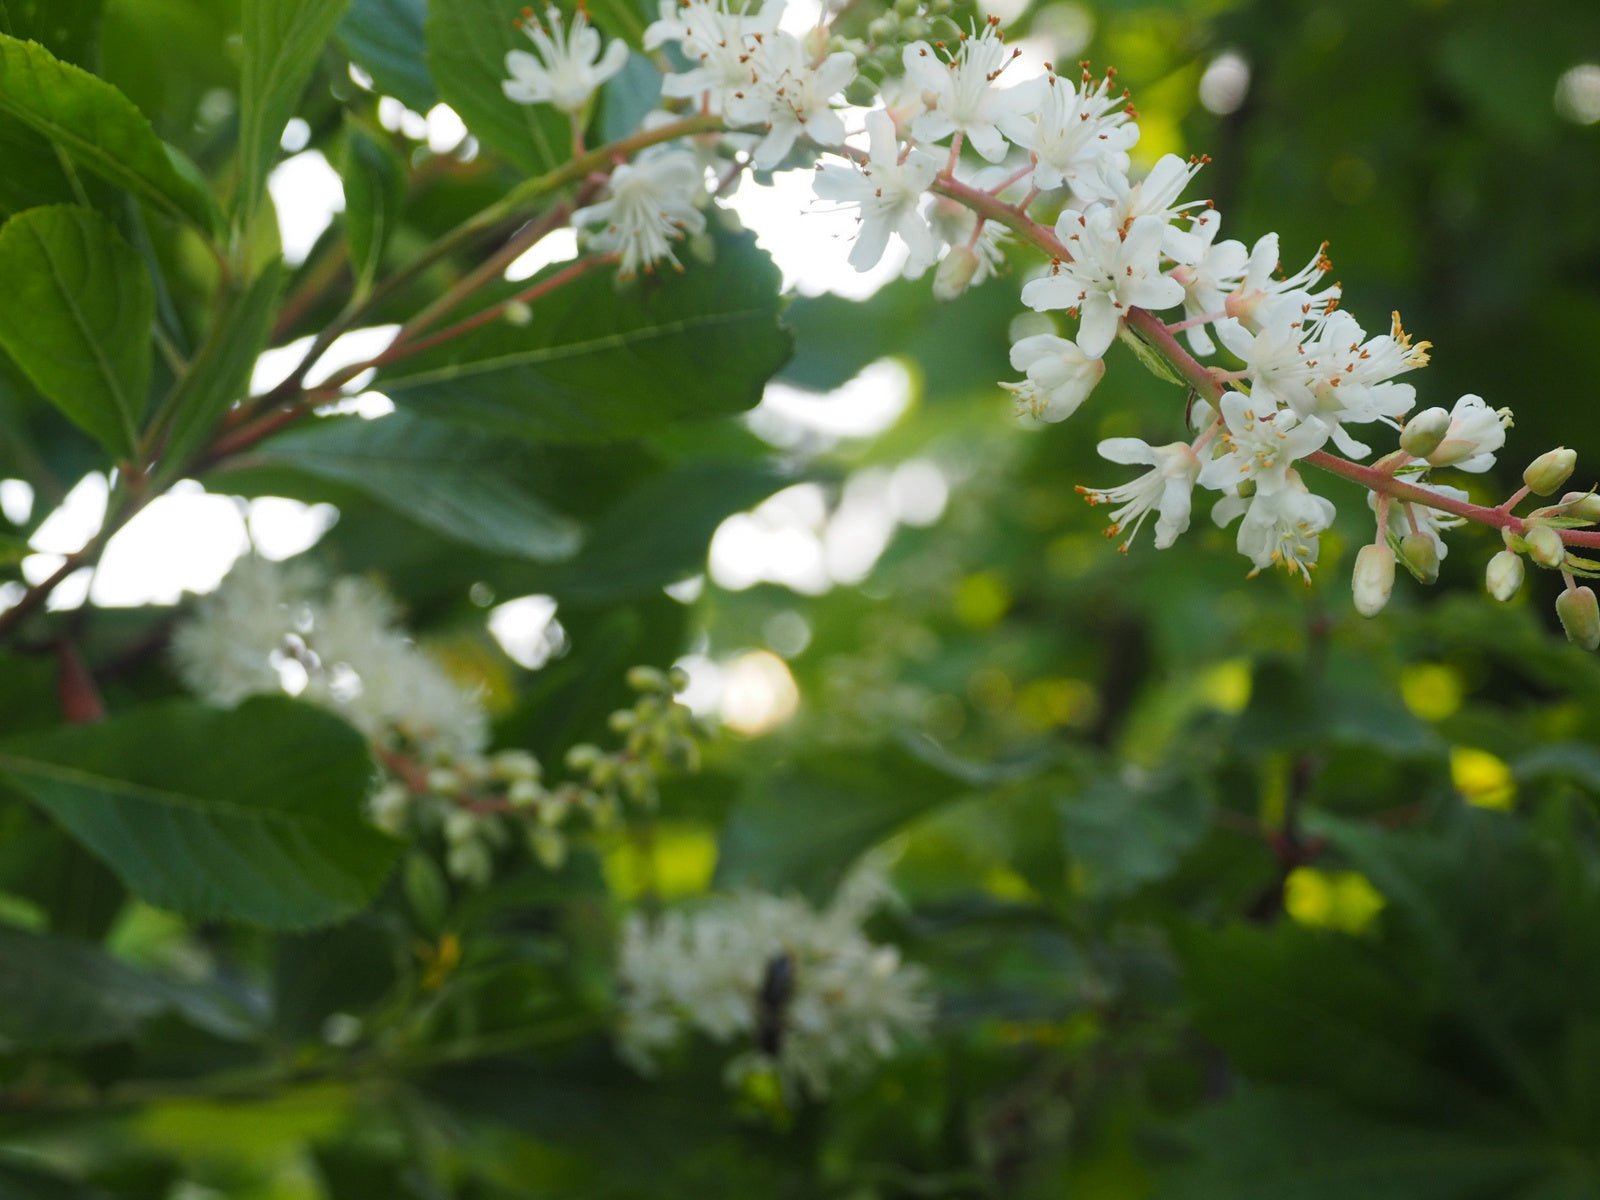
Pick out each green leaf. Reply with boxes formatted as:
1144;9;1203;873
0;0;106;66
335;0;436;114
380;232;792;442
160;262;285;466
1176;921;1476;1118
341;124;404;297
0;1155;113;1200
0;205;153;457
1058;770;1212;899
1162;1085;1555;1200
0;33;216;230
0;696;399;928
236;0;354;223
542;459;785;603
1513;741;1600;794
0;923;167;1049
0;118;78;218
425;0;573;176
716;742;976;902
219;410;582;561
0;923;248;1050
594;50;660;143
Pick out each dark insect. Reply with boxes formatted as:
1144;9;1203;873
755;951;796;1057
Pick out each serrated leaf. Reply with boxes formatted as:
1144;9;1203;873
1059;771;1212;899
426;0;573;176
542;459;785;602
237;0;354;224
1162;1085;1553;1200
379;232;792;442
0;696;399;928
716;745;976;902
161;261;285;466
341;124;403;297
0;204;153;457
218;410;582;560
335;0;436;113
0;923;250;1050
0;33;216;230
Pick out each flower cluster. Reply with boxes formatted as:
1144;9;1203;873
616;856;932;1097
498;3;1600;635
173;558;705;884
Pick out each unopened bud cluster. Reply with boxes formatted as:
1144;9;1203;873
564;666;702;822
173;557;705;886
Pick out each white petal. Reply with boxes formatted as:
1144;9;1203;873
1097;437;1158;467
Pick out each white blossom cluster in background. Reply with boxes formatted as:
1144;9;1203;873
495;0;1600;632
617;855;932;1097
172;557;704;884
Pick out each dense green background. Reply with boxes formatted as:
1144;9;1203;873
2;0;1600;1195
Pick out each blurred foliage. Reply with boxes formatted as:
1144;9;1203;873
1;0;1599;1196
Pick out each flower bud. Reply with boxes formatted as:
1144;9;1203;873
1560;492;1600;522
1525;524;1566;569
1556;586;1600;651
934;245;981;301
1398;532;1440;585
1485;549;1524;601
1523;447;1577;496
1399;407;1450;458
1351;543;1396;616
627;665;668;692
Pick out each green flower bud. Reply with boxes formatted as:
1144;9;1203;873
565;742;601;770
627;665;669;693
1556;585;1600;651
1398;532;1440;585
1399;407;1450;458
1351;543;1396;617
1523;447;1577;496
1525;524;1566;568
1485;549;1524;601
1560;492;1600;522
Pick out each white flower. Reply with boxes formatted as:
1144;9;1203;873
1104;153;1209;243
1001;333;1104;422
1079;437;1200;550
1164;208;1248;356
1022;209;1185;357
813;110;940;273
727;33;855;167
502;5;630;113
171;556;317;707
1425;393;1513;472
1299;309;1426;456
310;577;488;759
572;149;707;277
902;19;1029;163
647;0;782;114
1197;391;1331;494
1225;232;1340;327
1224;471;1336;582
616;858;931;1097
994;67;1138;202
172;557;488;761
